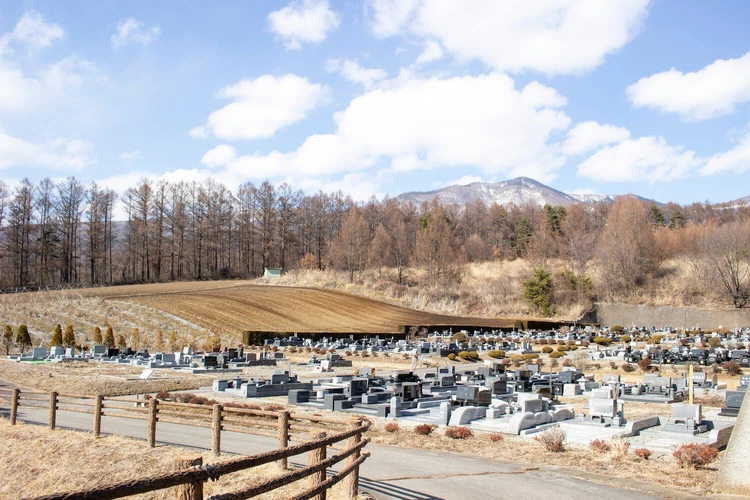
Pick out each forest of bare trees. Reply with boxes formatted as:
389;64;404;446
0;176;749;313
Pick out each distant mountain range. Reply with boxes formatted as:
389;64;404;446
396;177;620;208
396;177;750;209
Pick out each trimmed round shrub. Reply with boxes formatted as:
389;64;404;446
522;353;539;360
489;433;504;443
458;350;479;361
724;361;742;376
590;439;611;453
621;363;635;373
488;350;505;359
638;358;652;372
549;351;565;358
621;334;631;343
542;346;553;354
447;353;457;361
673;443;718;468
634;448;652;460
414;424;434;436
445;426;473;439
384;422;400;433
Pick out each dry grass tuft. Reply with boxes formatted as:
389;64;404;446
534;426;565;452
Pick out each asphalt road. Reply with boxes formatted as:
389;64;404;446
1;385;699;500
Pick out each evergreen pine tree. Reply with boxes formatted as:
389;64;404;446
3;325;13;355
51;324;63;347
116;335;127;349
16;325;31;354
104;326;115;348
131;328;141;351
523;268;554;316
93;326;103;345
63;324;76;348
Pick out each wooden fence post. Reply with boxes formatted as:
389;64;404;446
93;395;103;436
343;418;362;499
148;398;158;447
48;391;58;430
173;456;204;500
10;389;19;425
309;431;327;500
277;411;290;470
211;404;222;456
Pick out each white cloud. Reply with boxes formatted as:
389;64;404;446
119;150;142;162
0;133;94;171
43;55;99;90
220;73;570;183
326;59;387;88
0;62;41;112
416;40;443;64
6;11;64;51
191;74;329;141
576;136;701;183
201;145;236;168
626;51;750;121
702;129;750;175
368;0;649;75
111;18;161;48
268;0;340;50
369;0;420;38
562;121;631;155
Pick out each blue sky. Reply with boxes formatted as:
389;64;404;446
2;0;750;206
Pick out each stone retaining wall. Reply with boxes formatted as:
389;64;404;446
594;303;750;330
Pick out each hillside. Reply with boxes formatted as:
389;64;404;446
0;281;520;346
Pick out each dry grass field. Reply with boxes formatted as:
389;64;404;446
0;419;364;500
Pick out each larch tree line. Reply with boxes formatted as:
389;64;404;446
0;176;749;311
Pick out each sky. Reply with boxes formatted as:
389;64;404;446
2;0;750;206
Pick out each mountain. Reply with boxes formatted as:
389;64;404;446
396;177;617;208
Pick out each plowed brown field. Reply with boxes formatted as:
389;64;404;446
60;281;516;335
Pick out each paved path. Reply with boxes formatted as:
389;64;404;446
0;381;701;500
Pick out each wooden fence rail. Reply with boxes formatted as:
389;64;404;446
1;387;371;500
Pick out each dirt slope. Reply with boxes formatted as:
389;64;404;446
126;283;516;334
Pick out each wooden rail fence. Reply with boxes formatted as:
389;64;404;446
0;387;371;500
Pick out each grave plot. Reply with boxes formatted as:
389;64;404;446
212;370;313;397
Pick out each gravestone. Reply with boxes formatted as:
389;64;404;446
664;403;706;434
390;396;402;417
324;394;346;411
92;345;106;355
521;398;545;413
271;371;290;384
288;389;310;404
213;379;228;391
51;347;65;357
563;383;581;396
345;378;369;398
31;347;47;360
